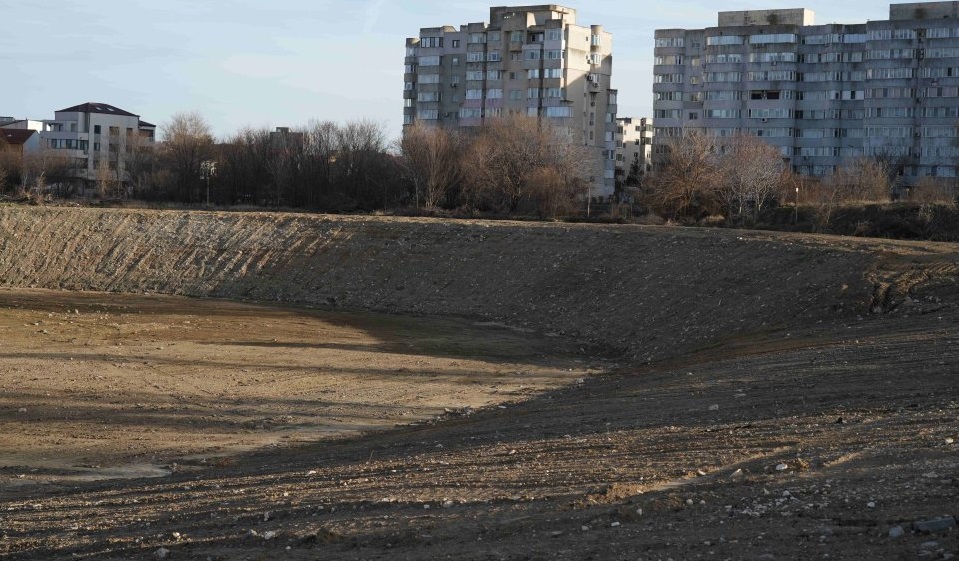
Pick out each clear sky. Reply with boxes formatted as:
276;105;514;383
3;0;891;141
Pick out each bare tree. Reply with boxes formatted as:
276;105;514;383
159;112;215;202
95;155;117;199
123;129;156;198
0;141;15;194
645;130;723;220
398;123;462;209
22;149;77;200
460;115;590;215
719;134;788;223
831;157;892;203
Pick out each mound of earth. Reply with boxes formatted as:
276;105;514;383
0;207;957;560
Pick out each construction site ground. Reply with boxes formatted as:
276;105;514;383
0;208;957;560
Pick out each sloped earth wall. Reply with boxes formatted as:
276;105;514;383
0;207;894;362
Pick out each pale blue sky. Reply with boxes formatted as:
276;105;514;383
3;0;888;141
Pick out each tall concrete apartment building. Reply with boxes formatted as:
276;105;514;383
615;117;654;186
404;5;618;196
654;2;959;185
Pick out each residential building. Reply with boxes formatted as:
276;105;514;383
1;129;41;157
615;117;654;187
39;102;156;188
404;4;618;197
653;2;959;185
0;118;44;132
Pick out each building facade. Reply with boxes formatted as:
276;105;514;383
39;103;156;188
404;4;618;196
653;2;959;185
615;117;654;187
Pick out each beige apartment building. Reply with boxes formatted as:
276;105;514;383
615;117;654;188
404;4;618;197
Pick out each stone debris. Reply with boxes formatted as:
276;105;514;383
888;526;905;539
913;517;957;533
153;548;170;560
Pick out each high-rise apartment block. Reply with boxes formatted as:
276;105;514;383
404;5;618;196
615;117;654;186
654;2;959;184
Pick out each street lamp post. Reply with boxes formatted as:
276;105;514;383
200;160;217;207
794;185;800;225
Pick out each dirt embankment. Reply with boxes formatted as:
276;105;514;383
0;206;955;361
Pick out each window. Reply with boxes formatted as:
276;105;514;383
487;70;503;80
488;31;501;42
466;89;484;100
527;88;540;99
420;37;443;48
547;29;563;42
749;33;796;44
510;31;524;42
419;109;439;120
487;52;501;62
469;32;486;44
526;50;541;60
706;35;743;46
467;52;484;63
417;92;441;102
466;70;484;80
459;108;482;119
94;125;101;134
418;55;440;66
451;39;460;48
655;37;684;48
487;88;503;99
545;87;563;98
544;68;562;79
419;73;440;84
546;50;564;60
528;69;540;79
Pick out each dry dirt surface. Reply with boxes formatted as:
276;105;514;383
0;208;958;560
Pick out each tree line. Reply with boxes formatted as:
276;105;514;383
0;112;593;217
640;130;957;230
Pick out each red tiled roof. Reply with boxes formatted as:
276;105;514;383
58;102;139;117
1;129;37;146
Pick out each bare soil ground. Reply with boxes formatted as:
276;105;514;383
0;289;590;486
0;209;958;560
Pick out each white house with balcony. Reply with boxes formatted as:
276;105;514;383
40;102;156;189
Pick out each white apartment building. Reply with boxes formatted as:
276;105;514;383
40;102;156;187
654;2;959;186
615;117;654;187
404;4;618;197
